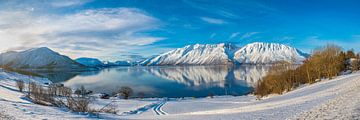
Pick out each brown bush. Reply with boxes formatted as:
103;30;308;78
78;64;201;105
28;82;55;105
118;86;133;99
67;97;91;112
67;86;92;112
16;80;25;92
255;44;350;97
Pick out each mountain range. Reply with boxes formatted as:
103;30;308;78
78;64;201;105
0;42;309;70
141;42;309;65
75;57;132;68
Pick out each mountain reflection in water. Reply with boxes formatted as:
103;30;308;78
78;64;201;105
33;65;270;98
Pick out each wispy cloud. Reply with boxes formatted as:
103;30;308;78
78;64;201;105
210;33;217;39
240;32;260;39
229;32;240;39
0;8;163;59
200;17;226;25
50;0;92;7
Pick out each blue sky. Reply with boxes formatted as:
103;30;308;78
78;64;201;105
0;0;359;61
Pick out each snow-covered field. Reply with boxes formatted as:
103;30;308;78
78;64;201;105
1;69;360;120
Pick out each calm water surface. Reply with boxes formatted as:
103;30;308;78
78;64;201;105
34;65;270;98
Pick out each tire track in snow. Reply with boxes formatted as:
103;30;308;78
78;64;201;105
121;102;158;115
121;100;168;116
153;100;167;115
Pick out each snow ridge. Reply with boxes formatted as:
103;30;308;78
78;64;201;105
76;57;105;67
141;43;237;65
234;42;309;64
142;42;308;65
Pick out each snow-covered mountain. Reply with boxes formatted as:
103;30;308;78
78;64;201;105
76;58;133;67
234;42;309;64
114;61;132;66
0;47;85;70
141;43;238;65
103;61;132;66
75;57;105;67
142;42;308;65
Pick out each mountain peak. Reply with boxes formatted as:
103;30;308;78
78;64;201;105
234;42;308;64
25;47;58;55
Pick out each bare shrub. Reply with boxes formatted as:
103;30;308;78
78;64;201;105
100;103;118;114
67;85;91;112
118;86;133;99
67;97;91;112
16;80;25;92
60;86;72;97
74;85;91;97
28;82;55;105
25;83;93;113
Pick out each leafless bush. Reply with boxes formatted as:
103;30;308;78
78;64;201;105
118;86;133;99
28;82;55;105
67;85;92;112
16;80;24;92
26;83;93;113
67;97;91;112
74;85;91;97
61;87;72;97
100;103;118;114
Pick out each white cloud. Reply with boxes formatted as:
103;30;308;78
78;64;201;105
229;32;240;39
210;33;216;39
50;0;92;7
240;32;259;39
0;8;163;60
281;36;294;41
200;17;226;25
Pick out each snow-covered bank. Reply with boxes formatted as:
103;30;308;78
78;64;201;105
129;72;360;120
293;77;360;119
1;69;360;119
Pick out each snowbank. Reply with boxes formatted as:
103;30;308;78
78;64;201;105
1;69;360;119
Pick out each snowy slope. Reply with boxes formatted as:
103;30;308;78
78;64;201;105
1;68;360;119
0;47;85;70
141;72;360;120
234;42;308;64
76;57;105;67
141;43;237;65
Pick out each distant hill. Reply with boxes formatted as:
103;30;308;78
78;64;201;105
75;57;105;68
76;57;132;67
0;47;85;70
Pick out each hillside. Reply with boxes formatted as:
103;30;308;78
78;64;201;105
0;47;85;70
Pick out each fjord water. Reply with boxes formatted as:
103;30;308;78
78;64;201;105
36;65;270;98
